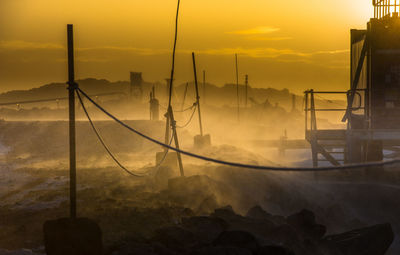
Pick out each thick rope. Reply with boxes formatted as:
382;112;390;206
77;87;400;172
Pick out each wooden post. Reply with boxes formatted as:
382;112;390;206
192;52;204;136
169;106;185;176
245;74;248;109
235;54;240;122
67;24;77;219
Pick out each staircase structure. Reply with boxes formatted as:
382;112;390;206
305;1;400;167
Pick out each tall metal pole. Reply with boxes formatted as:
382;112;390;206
235;54;240;122
67;24;77;219
192;52;204;136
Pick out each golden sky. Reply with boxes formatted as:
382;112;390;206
0;0;373;93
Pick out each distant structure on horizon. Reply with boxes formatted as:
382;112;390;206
130;72;143;101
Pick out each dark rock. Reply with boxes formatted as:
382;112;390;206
152;226;198;251
43;217;102;255
286;209;326;240
212;206;278;245
111;243;157;255
212;206;237;220
246;206;273;220
213;231;259;253
192;246;252;255
167;176;224;210
182;216;228;243
257;245;295;255
246;206;286;228
196;195;219;215
323;223;394;255
270;224;300;244
152;242;177;255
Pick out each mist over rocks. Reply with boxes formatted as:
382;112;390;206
0;88;397;254
0;162;398;255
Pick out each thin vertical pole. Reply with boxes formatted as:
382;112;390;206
235;54;240;122
67;24;77;219
181;82;189;111
245;75;248;109
150;92;152;120
192;53;204;136
203;70;206;105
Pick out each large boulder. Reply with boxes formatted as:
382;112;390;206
192;246;252;255
246;205;286;225
43;217;102;255
257;245;295;255
182;216;228;243
246;206;273;220
213;231;260;253
151;226;198;251
286;209;326;240
111;243;158;255
323;223;394;255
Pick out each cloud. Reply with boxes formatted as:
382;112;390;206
77;46;169;55
0;40;168;56
226;26;280;35
0;40;64;50
0;40;349;70
187;47;349;59
248;36;293;41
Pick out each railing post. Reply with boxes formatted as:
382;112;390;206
304;91;309;140
309;90;319;168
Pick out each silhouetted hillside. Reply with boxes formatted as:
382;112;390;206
0;79;130;104
0;78;345;114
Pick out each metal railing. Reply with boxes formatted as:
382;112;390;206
373;0;400;19
304;89;365;138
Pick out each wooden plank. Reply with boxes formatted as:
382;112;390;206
317;144;341;166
